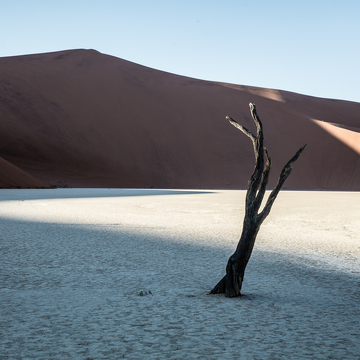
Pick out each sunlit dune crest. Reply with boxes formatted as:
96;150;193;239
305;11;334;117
219;83;285;102
246;88;285;103
312;119;360;155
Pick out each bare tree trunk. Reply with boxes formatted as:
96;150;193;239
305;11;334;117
210;103;306;297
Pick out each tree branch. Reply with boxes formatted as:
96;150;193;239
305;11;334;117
246;103;265;208
226;116;256;142
253;148;272;214
227;104;267;211
249;103;263;137
258;144;307;223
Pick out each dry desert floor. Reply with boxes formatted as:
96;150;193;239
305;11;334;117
0;189;359;359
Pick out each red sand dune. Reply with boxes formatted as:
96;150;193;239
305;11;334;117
0;49;359;190
0;156;49;189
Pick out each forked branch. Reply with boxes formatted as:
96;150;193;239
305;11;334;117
227;103;306;222
210;103;306;297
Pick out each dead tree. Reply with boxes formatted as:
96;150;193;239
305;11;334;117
210;103;306;298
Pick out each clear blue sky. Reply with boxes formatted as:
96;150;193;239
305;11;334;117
1;0;359;102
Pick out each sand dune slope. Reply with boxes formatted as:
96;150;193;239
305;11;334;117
0;156;49;188
0;49;359;189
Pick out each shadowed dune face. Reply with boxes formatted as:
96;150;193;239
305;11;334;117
0;49;359;190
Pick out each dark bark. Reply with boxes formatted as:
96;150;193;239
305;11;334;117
210;103;306;297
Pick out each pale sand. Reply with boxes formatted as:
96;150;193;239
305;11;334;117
1;189;359;359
